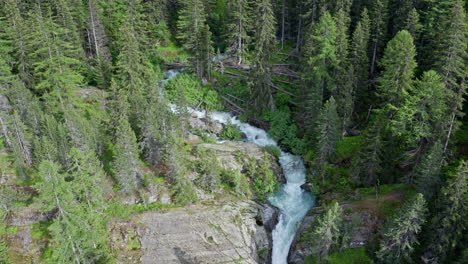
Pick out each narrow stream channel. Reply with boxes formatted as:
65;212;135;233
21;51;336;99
164;70;315;264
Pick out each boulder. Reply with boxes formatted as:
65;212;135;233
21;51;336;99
198;142;285;183
8;207;49;226
111;201;276;264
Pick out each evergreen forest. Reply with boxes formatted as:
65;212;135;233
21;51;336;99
0;0;466;264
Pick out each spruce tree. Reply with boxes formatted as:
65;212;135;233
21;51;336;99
405;8;422;39
227;0;251;65
177;0;212;78
435;0;467;152
316;97;341;166
311;201;343;260
377;30;416;109
350;8;371;115
3;0;32;86
369;0;389;74
377;193;427;264
7;112;33;179
250;0;276;113
111;96;143;194
351;115;383;187
422;160;467;263
302;11;338;137
27;6;83;99
413;141;444;199
35;160;111;264
390;70;447;147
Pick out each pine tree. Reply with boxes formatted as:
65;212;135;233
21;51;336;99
112;96;143;194
250;0;276;113
388;0;414;35
227;0;251;64
422;160;467;263
35;114;70;166
302;11;338;137
377;30;416;109
316;97;341;165
350;8;371;115
435;0;467;152
390;70;447;147
413;141;444;199
377;193;427;264
311;201;343;260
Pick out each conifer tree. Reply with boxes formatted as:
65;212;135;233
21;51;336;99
369;0;389;74
311;201;343;260
350;8;371;114
390;70;447;147
316;97;341;165
177;0;212;78
405;8;422;39
423;160;467;263
377;193;427;264
140;85;178;166
334;8;353;131
27;6;83;99
351;114;384;187
250;0;276;113
227;0;251;64
35;160;111;264
35;114;70;166
377;30;416;109
435;0;467;152
3;0;32;86
66;147;106;209
8;112;33;179
112;96;143;194
413;141;444;199
302;11;338;136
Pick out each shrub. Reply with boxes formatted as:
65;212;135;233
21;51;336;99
263;145;282;158
165;73;223;111
325;248;373;264
246;155;279;201
219;120;243;140
221;168;250;197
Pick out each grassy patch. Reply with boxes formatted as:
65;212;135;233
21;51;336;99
334;136;365;162
263;145;282;158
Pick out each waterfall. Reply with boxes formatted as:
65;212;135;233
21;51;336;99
163;70;315;264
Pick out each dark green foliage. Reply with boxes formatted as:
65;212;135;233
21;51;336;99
220;168;250;197
263;108;306;154
250;0;277;113
226;0;251;64
193;148;221;192
302;11;338;137
422;160;467;263
377;193;427;264
351;116;384;187
173;176;198;205
413;141;444;199
316;97;341;165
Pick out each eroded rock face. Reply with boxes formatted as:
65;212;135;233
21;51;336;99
111;201;278;264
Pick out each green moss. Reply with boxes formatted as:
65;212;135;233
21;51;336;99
325;248;373;264
126;237;141;250
258;248;268;259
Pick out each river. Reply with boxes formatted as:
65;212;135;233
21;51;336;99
164;70;315;264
